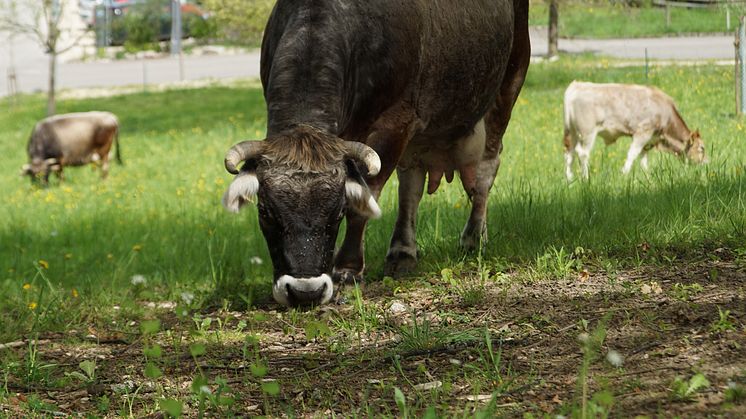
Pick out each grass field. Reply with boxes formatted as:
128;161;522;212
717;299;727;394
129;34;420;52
529;1;738;38
1;58;745;417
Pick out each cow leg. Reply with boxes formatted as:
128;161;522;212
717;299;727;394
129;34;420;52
622;133;651;174
384;166;426;277
640;151;649;171
100;156;110;179
575;131;596;180
333;105;420;285
564;129;576;181
460;6;530;251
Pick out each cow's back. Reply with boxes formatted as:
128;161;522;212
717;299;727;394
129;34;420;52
262;0;517;141
31;112;118;164
565;82;675;138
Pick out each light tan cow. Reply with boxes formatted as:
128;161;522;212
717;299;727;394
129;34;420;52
563;81;706;181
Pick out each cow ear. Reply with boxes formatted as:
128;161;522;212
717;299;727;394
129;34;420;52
345;179;381;219
222;172;259;213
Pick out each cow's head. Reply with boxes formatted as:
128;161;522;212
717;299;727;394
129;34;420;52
222;125;381;307
20;158;61;185
685;130;707;164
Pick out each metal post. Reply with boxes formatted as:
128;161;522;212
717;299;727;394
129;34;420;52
738;16;746;115
142;61;148;92
665;1;671;28
171;0;182;57
645;48;649;81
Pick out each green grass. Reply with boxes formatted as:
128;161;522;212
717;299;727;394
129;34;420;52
529;1;739;38
0;58;744;346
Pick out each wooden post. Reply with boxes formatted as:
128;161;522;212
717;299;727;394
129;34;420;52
738;16;746;115
548;0;559;58
736;21;741;116
665;1;671;29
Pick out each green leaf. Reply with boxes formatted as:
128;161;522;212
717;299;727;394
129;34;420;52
189;343;206;357
250;361;267;378
79;360;96;379
140;319;161;335
191;375;209;395
687;373;710;396
160;398;183;418
244;334;260;346
64;371;89;382
218;396;235;407
144;362;162;379
143;344;162;359
394;387;407;417
261;380;280;396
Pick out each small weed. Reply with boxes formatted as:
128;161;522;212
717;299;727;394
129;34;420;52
531;246;577;281
398;316;447;353
725;381;746;404
670;373;710;401
671;283;703;301
710;307;736;334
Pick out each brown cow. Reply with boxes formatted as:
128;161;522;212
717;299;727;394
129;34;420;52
21;111;121;185
563;81;706;181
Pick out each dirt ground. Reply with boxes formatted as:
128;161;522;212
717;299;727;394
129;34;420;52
1;254;745;418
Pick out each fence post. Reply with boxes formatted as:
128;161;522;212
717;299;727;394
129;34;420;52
740;17;746;116
737;20;741;116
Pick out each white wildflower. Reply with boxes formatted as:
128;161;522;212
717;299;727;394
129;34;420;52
130;275;146;286
180;292;195;305
250;256;263;265
606;349;624;367
199;385;212;395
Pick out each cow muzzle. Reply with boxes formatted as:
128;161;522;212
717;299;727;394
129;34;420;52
273;274;333;307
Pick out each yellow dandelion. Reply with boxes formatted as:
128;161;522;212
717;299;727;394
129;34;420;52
38;260;49;269
23;283;31;291
71;289;79;298
132;244;143;252
28;302;37;310
107;253;114;260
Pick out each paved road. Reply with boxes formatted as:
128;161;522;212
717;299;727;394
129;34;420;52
529;27;735;60
0;25;737;97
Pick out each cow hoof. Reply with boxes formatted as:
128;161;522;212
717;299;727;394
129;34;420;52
460;224;487;252
332;269;364;285
384;249;418;278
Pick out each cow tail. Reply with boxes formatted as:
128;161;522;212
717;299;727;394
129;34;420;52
115;127;123;165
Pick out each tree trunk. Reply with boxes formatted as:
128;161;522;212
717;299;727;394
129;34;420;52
47;51;56;116
548;0;559;58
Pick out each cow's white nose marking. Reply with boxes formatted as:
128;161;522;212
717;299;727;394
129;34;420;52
273;274;333;306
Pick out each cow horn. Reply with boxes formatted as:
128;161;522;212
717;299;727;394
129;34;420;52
224;140;264;174
344;141;381;177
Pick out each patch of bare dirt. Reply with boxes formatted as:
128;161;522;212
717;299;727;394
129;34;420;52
1;258;745;417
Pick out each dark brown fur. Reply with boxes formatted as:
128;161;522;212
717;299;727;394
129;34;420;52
263;125;347;173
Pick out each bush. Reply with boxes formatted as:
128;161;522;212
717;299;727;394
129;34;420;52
201;0;274;46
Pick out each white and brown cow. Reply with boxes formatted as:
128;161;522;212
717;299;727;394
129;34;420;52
21;111;121;185
563;81;706;181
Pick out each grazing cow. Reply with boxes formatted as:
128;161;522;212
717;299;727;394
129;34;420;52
222;0;530;306
21;111;121;185
563;81;706;181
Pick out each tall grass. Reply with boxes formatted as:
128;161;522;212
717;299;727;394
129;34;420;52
1;59;744;341
529;2;736;38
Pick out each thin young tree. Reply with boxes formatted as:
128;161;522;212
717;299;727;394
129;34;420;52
0;0;90;115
